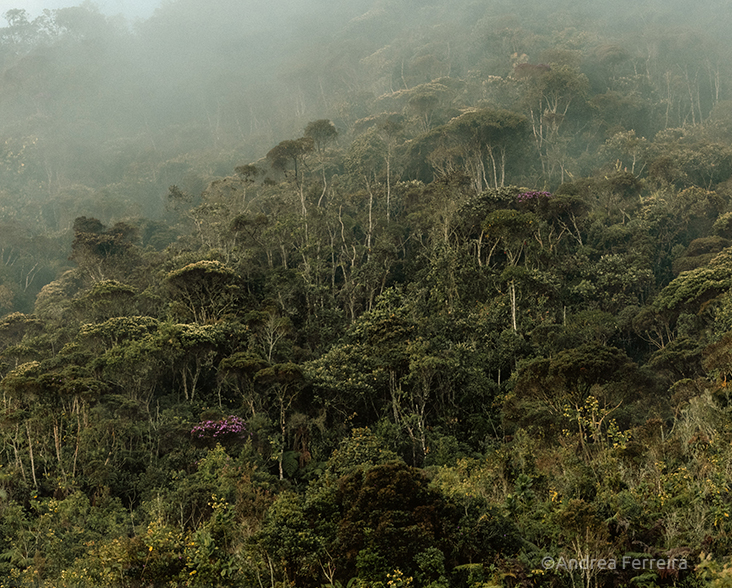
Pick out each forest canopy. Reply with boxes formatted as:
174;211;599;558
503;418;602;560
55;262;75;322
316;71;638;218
2;0;732;587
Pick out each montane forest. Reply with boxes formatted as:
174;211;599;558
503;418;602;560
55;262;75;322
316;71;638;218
3;0;732;586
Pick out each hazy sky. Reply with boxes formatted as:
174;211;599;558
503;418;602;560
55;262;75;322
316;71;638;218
0;0;160;21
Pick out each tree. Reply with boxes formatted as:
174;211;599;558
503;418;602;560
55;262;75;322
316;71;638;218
303;120;339;209
218;352;267;419
164;260;240;324
255;491;323;584
304;119;338;153
69;218;140;283
346;128;388;256
404;83;451;132
335;462;450;583
482;208;541;330
305;342;385;424
159;322;232;403
325;427;400;477
266;137;315;216
655;247;732;316
250;310;292;363
429;108;529;193
255;362;304;480
507;343;642;457
71;280;138;323
517;65;590;182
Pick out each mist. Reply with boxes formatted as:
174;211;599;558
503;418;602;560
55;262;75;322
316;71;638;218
1;0;159;20
0;0;727;281
2;0;729;220
0;0;727;307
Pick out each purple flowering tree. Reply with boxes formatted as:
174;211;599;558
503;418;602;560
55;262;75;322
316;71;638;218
191;415;249;446
517;190;552;204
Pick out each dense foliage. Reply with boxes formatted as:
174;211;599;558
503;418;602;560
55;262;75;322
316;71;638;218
3;0;732;587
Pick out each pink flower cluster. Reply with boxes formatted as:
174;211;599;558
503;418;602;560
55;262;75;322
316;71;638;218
191;415;248;439
517;191;552;203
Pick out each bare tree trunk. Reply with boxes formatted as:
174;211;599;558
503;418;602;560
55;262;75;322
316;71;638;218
318;165;328;208
500;148;506;187
11;424;27;483
26;422;37;488
366;182;374;261
487;147;498;189
385;153;391;223
53;419;66;477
